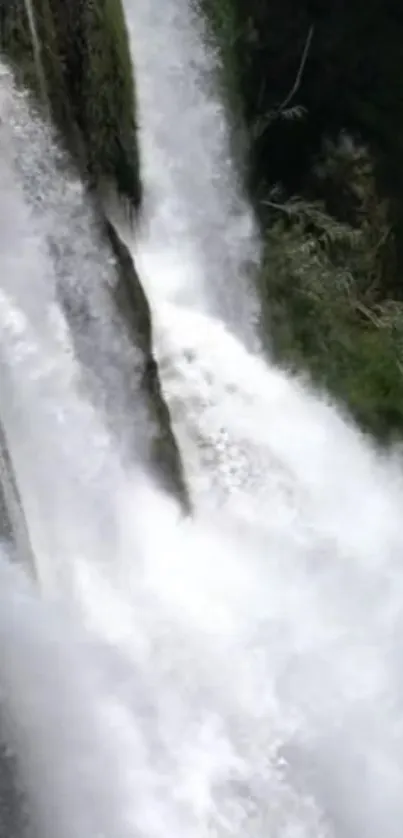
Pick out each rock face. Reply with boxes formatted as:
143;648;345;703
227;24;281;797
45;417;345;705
0;0;141;208
0;735;29;838
0;0;190;511
0;421;35;572
105;219;190;509
0;454;13;545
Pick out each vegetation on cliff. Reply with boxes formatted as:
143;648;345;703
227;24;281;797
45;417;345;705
201;0;403;440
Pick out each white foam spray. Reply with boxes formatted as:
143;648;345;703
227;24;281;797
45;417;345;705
1;3;403;836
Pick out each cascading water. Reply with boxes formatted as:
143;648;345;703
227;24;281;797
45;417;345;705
1;3;403;837
121;0;261;349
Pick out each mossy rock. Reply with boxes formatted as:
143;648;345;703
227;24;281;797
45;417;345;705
105;220;191;511
0;419;35;572
0;0;141;208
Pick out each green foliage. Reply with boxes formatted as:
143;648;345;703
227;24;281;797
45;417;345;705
260;169;403;439
199;0;403;439
202;0;403;219
0;0;141;208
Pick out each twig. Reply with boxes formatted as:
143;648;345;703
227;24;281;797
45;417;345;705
253;24;314;138
261;198;292;213
277;24;314;115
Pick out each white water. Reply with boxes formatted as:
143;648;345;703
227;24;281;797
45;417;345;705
123;0;260;348
1;5;403;837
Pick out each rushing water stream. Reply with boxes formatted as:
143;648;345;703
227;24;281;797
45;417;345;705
1;2;403;836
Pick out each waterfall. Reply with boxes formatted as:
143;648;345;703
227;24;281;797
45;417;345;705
121;0;261;348
1;2;403;837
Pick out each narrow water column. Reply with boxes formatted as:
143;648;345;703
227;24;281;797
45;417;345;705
123;0;261;347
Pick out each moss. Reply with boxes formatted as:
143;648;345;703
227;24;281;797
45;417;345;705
0;1;42;92
0;418;35;573
55;0;141;207
197;0;250;175
198;0;240;108
0;0;141;208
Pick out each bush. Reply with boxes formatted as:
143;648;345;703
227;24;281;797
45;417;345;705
259;191;403;440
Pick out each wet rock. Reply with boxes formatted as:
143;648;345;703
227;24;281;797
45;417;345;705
105;219;191;511
0;0;141;209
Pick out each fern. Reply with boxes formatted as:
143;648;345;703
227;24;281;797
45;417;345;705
252;103;307;139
